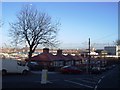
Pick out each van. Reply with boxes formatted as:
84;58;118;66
2;59;29;75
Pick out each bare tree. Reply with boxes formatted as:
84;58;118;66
9;5;60;59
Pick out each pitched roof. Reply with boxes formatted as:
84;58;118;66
55;54;67;61
65;54;74;60
73;55;83;60
26;52;55;62
25;48;84;62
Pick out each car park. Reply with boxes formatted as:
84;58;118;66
60;65;82;74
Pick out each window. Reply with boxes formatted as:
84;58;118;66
17;61;26;66
17;61;22;66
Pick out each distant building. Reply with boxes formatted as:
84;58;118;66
80;48;98;58
95;49;104;55
104;45;120;58
25;48;83;69
104;46;116;55
116;45;120;58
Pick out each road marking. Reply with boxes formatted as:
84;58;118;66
82;78;98;82
92;76;101;80
49;79;60;81
101;76;105;79
94;77;103;90
47;81;53;83
77;78;96;84
94;78;103;90
94;85;97;90
35;80;53;83
64;80;93;88
98;79;101;84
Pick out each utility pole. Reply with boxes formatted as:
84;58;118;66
88;38;91;73
86;38;91;74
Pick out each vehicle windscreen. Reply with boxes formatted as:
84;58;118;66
17;61;26;66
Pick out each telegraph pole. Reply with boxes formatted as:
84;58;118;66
88;38;91;73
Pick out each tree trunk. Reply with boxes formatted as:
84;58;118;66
28;51;32;59
28;46;33;59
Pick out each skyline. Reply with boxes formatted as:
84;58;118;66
1;2;118;49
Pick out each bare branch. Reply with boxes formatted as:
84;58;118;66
9;5;60;58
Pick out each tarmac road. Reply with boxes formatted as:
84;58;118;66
2;64;120;89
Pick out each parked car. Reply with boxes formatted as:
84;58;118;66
91;67;102;74
106;64;116;70
27;61;41;71
60;66;82;74
112;64;116;68
100;66;106;72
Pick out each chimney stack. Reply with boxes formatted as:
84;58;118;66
43;48;49;53
57;49;62;55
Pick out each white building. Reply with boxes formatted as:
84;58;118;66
104;46;116;55
116;45;120;57
104;45;120;58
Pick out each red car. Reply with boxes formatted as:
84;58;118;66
60;66;82;74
